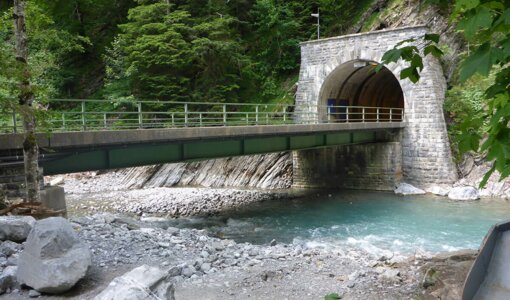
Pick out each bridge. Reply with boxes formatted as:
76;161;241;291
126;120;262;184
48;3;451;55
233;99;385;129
1;26;458;195
0;99;403;175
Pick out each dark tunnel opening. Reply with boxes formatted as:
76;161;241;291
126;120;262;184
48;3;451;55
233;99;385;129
319;60;404;122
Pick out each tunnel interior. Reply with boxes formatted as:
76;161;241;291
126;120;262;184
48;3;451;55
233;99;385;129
319;60;404;122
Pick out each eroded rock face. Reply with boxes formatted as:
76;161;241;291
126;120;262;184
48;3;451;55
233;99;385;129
394;183;426;196
0;266;18;294
17;217;91;294
94;265;175;300
0;216;35;242
448;186;480;201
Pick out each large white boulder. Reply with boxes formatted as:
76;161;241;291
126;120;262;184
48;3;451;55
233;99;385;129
448;186;480;200
94;265;175;300
17;217;91;294
394;183;426;195
0;216;35;242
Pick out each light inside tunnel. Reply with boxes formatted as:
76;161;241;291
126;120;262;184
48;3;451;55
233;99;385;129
319;59;404;122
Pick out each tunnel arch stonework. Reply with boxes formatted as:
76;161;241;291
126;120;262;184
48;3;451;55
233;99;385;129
294;26;457;189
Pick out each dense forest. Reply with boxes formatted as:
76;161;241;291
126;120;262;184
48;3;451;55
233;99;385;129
0;0;374;105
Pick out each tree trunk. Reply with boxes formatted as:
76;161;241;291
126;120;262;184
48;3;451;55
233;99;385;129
13;0;40;203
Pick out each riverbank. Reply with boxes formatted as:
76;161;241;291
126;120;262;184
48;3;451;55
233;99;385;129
0;211;477;299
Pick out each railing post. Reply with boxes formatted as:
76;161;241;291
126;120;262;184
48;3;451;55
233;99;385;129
255;105;259;125
138;102;142;128
346;107;349;123
12;110;17;134
62;113;66;129
103;113;107;129
265;105;268;125
283;107;286;123
362;107;365;123
171;113;175;127
389;108;393;122
184;103;188;127
81;101;86;131
223;104;227;126
246;113;249;125
377;108;380;122
199;112;202;127
327;106;331;123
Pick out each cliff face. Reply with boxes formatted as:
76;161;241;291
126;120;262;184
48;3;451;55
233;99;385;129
97;152;292;190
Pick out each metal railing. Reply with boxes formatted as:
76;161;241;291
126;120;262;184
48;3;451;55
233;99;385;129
0;99;404;133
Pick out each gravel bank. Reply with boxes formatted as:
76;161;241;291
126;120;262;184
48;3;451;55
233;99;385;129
0;212;476;299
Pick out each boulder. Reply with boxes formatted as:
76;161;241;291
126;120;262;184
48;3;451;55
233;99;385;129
94;265;175;300
448;186;479;200
0;216;36;242
17;217;91;294
0;266;18;294
0;241;22;257
394;183;426;195
425;186;451;197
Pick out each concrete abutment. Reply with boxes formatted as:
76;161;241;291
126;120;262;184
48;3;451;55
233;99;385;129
294;26;457;190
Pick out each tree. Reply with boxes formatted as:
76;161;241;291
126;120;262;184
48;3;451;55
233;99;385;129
13;0;39;203
380;0;510;186
1;1;87;202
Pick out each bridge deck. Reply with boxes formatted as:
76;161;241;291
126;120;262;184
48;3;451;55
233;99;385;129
0;122;404;175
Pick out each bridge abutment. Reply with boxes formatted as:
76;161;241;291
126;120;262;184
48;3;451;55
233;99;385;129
293;142;402;191
295;26;457;189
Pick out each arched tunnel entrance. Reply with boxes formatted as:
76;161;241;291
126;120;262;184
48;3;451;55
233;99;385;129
318;60;404;123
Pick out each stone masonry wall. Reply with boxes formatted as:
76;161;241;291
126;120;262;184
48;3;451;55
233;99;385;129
295;26;457;189
293;142;402;191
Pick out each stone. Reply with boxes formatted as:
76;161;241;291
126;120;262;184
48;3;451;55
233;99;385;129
422;268;440;288
0;216;36;242
181;266;196;278
448;186;479;200
394;183;426;195
426;185;451;197
269;239;277;246
94;265;174;300
28;289;41;298
17;217;91;294
40;186;67;217
201;263;212;272
0;266;17;294
0;241;21;257
380;268;401;282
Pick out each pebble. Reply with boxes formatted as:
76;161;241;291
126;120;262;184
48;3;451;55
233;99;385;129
28;289;41;298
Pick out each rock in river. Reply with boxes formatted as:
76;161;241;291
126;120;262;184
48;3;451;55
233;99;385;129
17;217;91;294
394;183;426;195
448;186;479;201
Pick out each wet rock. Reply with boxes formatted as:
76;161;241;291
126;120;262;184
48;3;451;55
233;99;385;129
448;186;479;200
394;183;426;195
94;265;174;300
0;216;36;242
17;217;91;294
269;239;277;246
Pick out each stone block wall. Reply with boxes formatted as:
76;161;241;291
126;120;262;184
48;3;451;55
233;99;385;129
293;142;402;191
295;26;457;189
0;165;44;199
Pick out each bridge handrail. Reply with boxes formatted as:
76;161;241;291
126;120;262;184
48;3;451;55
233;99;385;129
0;98;404;133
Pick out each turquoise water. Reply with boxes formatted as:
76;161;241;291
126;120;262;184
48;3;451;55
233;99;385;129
172;191;510;255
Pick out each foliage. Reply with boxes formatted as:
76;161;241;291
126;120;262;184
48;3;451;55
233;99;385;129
324;293;342;300
0;1;88;109
380;0;510;186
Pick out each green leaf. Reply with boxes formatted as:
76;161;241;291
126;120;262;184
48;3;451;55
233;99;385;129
457;6;493;40
480;164;496;188
455;0;480;12
381;48;402;63
424;33;440;43
400;67;420;83
459;43;492;82
424;45;444;58
504;8;510;24
411;54;424;71
325;293;342;300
